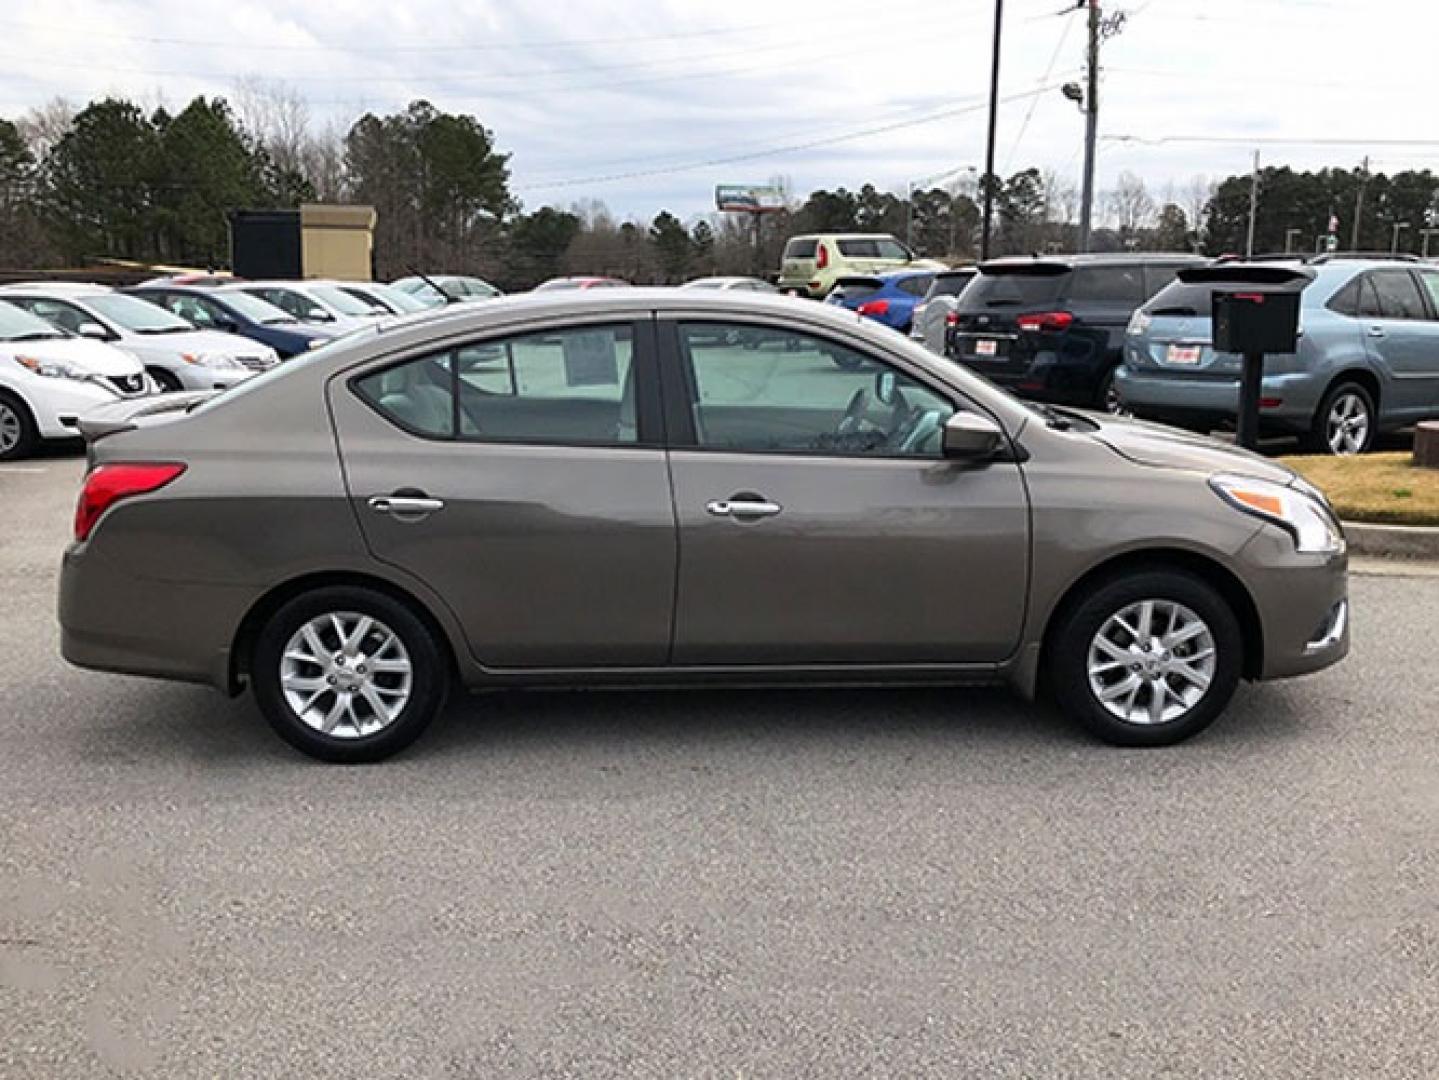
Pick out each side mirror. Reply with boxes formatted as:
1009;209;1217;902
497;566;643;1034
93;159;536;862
77;321;109;340
874;370;897;405
306;307;333;322
941;412;1005;460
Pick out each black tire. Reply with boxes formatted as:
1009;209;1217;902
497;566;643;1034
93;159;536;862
1305;380;1375;456
1049;569;1242;747
251;586;449;763
1095;367;1129;416
0;390;39;462
147;367;183;393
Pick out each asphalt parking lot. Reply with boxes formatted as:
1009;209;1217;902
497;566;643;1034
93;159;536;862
2;451;1437;1078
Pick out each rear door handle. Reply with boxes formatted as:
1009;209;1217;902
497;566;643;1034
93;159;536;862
369;495;445;516
1368;325;1387;338
706;498;782;519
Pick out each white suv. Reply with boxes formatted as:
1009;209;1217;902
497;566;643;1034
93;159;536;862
0;299;152;460
0;284;277;393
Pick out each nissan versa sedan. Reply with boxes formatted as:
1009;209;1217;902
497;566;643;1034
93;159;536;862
60;291;1349;762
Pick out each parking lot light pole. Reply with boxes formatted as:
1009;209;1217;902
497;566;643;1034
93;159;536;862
981;0;1003;260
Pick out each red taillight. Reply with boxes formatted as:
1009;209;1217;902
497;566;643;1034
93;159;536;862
857;299;890;317
816;243;829;270
945;311;959;326
1016;311;1074;333
74;463;186;542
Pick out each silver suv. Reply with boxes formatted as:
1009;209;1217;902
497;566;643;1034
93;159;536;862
1118;258;1439;454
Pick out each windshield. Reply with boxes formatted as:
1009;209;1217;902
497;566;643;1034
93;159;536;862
85;293;194;333
352;284;427;313
311;285;381;317
0;300;68;341
215;289;297;325
963;270;1067;308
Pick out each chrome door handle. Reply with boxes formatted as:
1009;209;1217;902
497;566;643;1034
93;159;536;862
706;499;782;519
1368;325;1387;338
368;495;445;516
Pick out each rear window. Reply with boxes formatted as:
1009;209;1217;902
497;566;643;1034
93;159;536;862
895;274;934;297
924;273;974;301
837;237;909;260
1143;280;1219;317
1066;265;1145;305
962;270;1067;308
784;238;818;260
831;278;882;298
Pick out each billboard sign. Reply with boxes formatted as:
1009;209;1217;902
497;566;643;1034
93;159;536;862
715;184;784;213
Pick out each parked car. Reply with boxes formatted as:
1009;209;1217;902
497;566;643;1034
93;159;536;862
126;284;333;360
534;276;630;291
681;276;779;292
391;275;502;308
777;233;939;298
825;269;937;333
1119;258;1439;454
946;254;1205;414
0;299;153;460
911;268;977;353
138;273;244;287
238;281;386;331
61;289;1348;762
333;281;431;316
0;284;271;392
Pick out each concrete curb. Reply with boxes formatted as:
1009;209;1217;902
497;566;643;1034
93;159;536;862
1343;521;1439;561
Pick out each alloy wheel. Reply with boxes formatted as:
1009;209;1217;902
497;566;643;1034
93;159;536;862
1086;599;1217;726
1325;391;1370;455
0;403;20;454
280;612;413;739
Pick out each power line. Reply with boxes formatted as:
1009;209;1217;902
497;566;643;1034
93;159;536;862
516;81;1072;193
1104;135;1439;148
1003;4;1080;172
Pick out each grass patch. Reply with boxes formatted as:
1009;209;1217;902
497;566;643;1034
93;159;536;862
1280;452;1439;527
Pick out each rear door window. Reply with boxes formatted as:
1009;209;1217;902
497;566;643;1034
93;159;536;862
1370;270;1427;320
837;238;909;260
1418;271;1439;318
1066;265;1145;305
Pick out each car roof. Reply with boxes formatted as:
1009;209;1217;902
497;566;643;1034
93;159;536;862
0;281;114;296
787;233;902;241
980;252;1204;273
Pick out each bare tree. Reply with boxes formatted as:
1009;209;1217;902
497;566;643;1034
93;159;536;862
16;98;76;160
233;78;311;173
1107;170;1155;241
1184;174;1214;235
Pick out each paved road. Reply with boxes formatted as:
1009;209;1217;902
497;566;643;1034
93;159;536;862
2;454;1437;1078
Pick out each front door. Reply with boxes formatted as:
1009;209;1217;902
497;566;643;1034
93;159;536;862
329;318;677;669
1364;269;1439;420
660;318;1030;666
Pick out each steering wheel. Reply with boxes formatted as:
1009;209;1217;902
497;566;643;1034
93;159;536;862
837;387;872;435
895;409;946;454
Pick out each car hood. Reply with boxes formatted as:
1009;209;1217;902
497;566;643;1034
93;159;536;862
0;336;143;376
126;328;255;357
1084;413;1299;486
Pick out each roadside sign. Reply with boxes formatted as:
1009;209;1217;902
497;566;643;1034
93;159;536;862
715;185;784;214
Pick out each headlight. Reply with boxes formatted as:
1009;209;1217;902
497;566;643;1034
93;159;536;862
1210;473;1344;554
306;338;325;350
1126;310;1152;336
13;355;91;381
180;352;240;369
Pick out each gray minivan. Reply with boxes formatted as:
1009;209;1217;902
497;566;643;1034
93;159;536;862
1119;258;1439;453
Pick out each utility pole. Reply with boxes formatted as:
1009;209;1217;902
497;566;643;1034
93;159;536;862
1351;156;1369;251
981;0;1004;260
1077;0;1100;253
1245;151;1260;258
1284;228;1301;253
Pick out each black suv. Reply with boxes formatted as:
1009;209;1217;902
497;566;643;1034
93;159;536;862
945;253;1205;412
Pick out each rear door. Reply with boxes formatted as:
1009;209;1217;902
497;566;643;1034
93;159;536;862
329;316;678;668
1364;269;1437;418
659;316;1029;665
1405;270;1439;419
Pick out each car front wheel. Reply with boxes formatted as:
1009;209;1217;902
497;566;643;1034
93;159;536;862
1050;570;1242;747
0;391;38;461
251;586;449;763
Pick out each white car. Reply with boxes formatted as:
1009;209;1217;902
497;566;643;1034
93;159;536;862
238;281;386;332
681;276;780;292
0;299;152;460
0;284;277;393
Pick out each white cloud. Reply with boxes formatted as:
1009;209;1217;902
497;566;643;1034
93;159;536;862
3;0;1436;218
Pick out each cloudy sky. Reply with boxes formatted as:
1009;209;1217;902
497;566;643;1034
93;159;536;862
4;0;1436;221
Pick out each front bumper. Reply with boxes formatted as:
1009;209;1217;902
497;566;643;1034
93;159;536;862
24;378;133;440
1239;524;1350;681
170;365;254;391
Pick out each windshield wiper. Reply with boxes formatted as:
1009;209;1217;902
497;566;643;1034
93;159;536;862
7;331;63;341
137;326;194;335
1150;306;1199;317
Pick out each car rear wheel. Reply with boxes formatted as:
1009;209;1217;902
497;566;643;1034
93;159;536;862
1096;368;1130;416
0;391;38;461
1308;381;1375;455
147;367;183;393
251;586;449;763
1050;570;1242;747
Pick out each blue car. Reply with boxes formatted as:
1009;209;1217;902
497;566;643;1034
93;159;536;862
125;284;337;360
1118;257;1439;454
825;269;936;333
